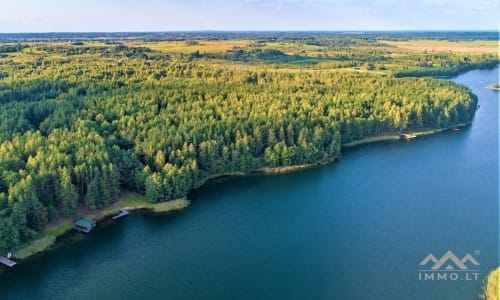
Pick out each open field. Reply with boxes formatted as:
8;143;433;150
382;39;499;53
130;40;251;53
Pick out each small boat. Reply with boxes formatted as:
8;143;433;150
400;134;417;141
451;128;460;131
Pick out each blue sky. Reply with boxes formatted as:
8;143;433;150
0;0;498;32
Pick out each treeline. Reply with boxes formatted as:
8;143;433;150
394;60;499;77
35;44;153;59
0;44;28;53
0;45;478;253
188;48;295;62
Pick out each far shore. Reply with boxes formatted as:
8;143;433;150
9;122;471;263
486;84;500;91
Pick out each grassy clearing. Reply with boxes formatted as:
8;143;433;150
119;190;150;207
119;191;190;213
14;236;56;260
381;40;498;53
151;199;190;213
342;135;400;147
481;268;499;300
79;191;151;220
43;219;73;237
81;191;191;217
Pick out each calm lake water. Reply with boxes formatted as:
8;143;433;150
0;68;498;300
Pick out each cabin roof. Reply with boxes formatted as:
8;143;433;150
75;218;94;229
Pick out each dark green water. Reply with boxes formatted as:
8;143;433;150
0;69;498;300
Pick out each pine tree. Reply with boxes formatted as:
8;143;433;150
85;173;101;210
57;167;78;216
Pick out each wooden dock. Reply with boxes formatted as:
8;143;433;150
0;256;17;267
112;208;130;220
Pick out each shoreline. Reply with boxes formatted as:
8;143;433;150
342;123;471;148
8;122;472;264
11;194;190;262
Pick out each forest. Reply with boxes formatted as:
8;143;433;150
0;33;496;253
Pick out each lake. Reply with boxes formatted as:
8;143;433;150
0;68;498;300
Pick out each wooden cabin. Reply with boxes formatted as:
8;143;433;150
74;218;96;233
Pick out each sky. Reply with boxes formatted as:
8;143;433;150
0;0;498;32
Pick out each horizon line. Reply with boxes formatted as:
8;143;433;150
0;29;498;34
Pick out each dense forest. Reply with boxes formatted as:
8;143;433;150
0;35;494;253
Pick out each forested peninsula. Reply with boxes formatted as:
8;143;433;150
0;33;496;254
